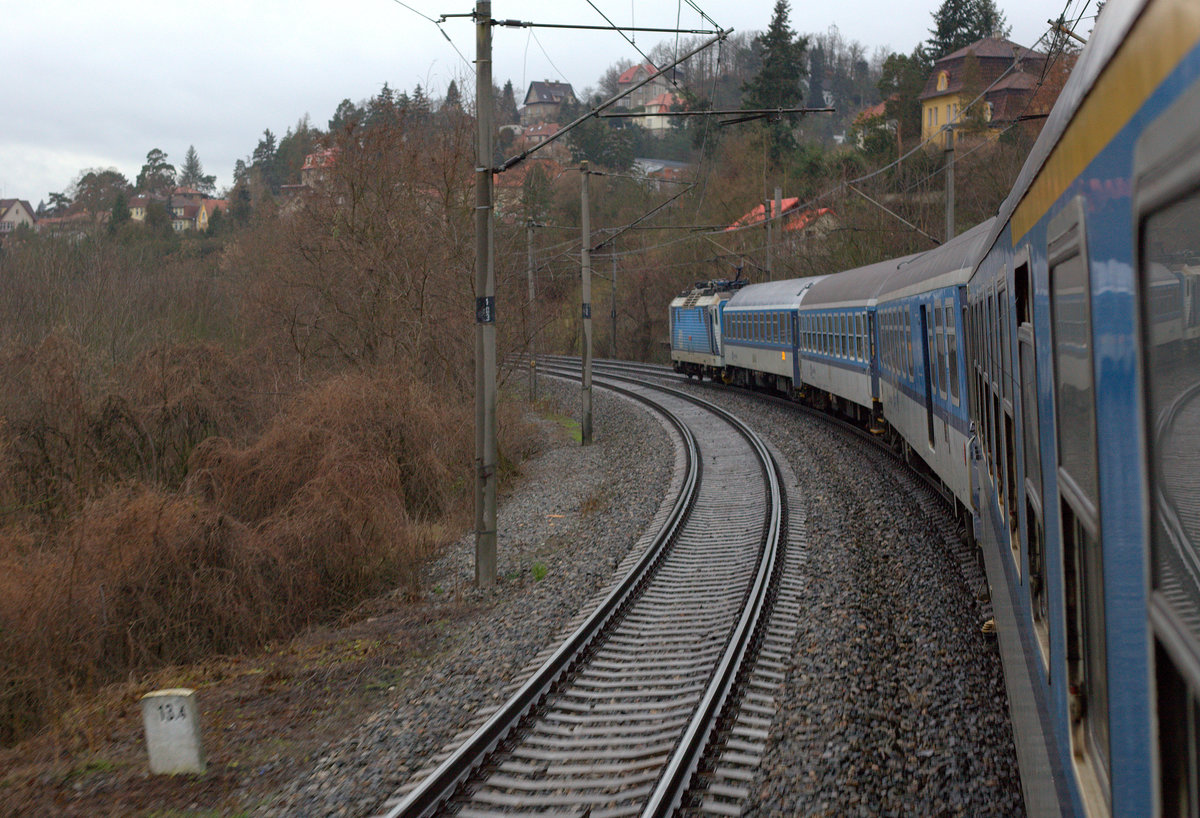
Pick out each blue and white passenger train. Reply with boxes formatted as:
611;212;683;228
669;0;1200;813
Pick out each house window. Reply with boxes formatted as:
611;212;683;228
936;71;949;92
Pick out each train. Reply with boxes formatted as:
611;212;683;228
668;0;1200;813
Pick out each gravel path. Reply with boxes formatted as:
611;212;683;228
261;377;676;817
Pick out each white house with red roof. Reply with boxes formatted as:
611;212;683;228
616;63;679;110
641;91;684;134
0;198;36;238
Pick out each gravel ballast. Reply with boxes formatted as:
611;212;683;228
268;372;1024;817
263;377;676;817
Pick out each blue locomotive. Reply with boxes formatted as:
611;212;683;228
669;0;1200;812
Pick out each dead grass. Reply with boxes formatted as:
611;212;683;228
0;368;510;746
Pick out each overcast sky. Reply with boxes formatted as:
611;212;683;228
2;0;1060;206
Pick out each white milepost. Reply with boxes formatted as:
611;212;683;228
140;688;206;774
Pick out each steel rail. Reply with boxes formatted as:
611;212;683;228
381;380;700;818
538;361;785;814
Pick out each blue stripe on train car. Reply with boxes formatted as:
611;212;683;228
671;307;716;355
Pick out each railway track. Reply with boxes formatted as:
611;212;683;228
374;364;796;817
581;356;991;626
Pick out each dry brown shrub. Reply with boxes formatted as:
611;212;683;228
0;488;272;746
0;335;107;522
188;370;471;524
0;336;275;528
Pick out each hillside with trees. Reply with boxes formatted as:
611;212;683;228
0;0;1072;791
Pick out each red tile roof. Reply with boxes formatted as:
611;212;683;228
725;201;834;233
617;63;657;84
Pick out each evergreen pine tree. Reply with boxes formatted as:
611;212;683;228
442;80;462;113
500;80;520;125
927;0;1010;60
109;191;131;235
252;130;280;193
329;98;363;133
178;145;217;194
742;0;808;158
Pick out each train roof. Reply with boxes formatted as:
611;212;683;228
877;218;996;301
981;0;1149;256
723;275;827;310
797;253;923;309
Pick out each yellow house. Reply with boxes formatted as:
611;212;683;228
919;37;1046;148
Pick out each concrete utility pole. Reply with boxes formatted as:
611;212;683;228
764;198;772;278
610;251;617;359
773;187;782;277
580;160;594;446
527;220;537;401
473;0;497;588
944;126;956;242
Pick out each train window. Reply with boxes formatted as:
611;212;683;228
1142;181;1200;807
1062;498;1110;783
946;302;959;404
894;310;901;372
884;312;890;370
986;292;996;383
886;311;894;371
906;309;914;379
1051;245;1099;505
889;310;896;373
1156;641;1200;818
929;304;940;397
1049;196;1109;800
895;310;902;373
1135;82;1200;817
1000;293;1011;402
1021;338;1049;665
937;300;948;399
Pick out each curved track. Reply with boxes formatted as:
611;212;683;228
376;365;787;817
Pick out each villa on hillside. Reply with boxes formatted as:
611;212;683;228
520;80;577;126
0;198;36;240
919;36;1048;147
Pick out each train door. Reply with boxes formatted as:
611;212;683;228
1134;83;1200;817
920;303;936;447
1048;196;1110;809
1015;248;1049;666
